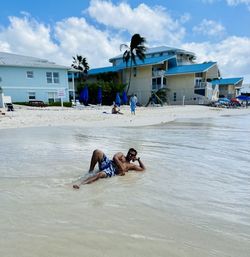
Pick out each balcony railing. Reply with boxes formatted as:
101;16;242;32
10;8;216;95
194;82;207;89
152;70;165;77
152;84;168;91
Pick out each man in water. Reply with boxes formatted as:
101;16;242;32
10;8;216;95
73;148;145;188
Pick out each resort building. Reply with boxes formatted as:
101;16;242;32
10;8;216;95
239;83;250;96
0;52;70;103
89;46;244;105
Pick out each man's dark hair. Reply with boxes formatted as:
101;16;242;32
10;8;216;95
128;148;137;155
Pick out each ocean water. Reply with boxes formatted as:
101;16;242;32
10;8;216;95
0;114;250;257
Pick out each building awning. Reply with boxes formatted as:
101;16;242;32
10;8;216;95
88;66;121;75
165;62;217;76
211;77;243;86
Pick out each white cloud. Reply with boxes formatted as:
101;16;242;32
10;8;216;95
0;14;122;68
0;1;249;82
0;15;58;57
202;0;250;10
226;0;250;6
54;17;122;67
179;13;191;24
182;36;250;81
87;0;186;45
0;40;10;52
193;19;226;37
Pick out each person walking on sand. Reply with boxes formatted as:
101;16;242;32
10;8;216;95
130;94;137;115
73;148;145;188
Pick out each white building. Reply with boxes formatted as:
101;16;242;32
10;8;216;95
0;52;70;103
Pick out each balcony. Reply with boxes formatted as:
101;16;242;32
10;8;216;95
194;81;207;89
152;70;165;77
194;82;207;96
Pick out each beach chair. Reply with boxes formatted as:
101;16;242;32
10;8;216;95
6;103;14;111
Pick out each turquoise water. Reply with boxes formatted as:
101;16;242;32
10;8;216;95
0;114;250;257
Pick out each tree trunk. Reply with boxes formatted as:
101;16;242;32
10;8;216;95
126;58;133;95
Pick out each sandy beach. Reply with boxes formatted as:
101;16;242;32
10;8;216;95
1;105;250;257
1;104;250;129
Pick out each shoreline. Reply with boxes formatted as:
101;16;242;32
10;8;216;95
1;104;250;130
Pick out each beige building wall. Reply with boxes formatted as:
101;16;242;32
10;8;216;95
219;85;228;97
219;84;235;98
206;64;219;79
123;66;152;104
228;85;235;97
167;74;198;104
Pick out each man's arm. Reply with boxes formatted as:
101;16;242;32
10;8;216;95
130;157;146;172
113;152;127;172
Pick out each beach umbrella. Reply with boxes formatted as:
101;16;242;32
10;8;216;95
122;90;128;105
237;95;250;101
219;97;230;102
115;92;121;106
80;86;89;105
97;87;102;105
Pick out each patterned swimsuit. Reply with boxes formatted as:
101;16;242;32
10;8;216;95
99;154;118;177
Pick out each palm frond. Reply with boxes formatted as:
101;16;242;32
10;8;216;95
120;44;129;52
131;53;136;65
136;50;145;62
130;34;146;50
123;50;130;66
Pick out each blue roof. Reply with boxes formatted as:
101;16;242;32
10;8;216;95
89;55;175;75
211;77;243;85
129;55;174;67
88;66;120;75
110;46;195;61
165;62;216;75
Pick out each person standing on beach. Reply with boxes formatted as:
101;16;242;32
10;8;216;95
73;148;145;188
130;94;137;115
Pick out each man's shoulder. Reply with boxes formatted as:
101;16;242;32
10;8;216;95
113;152;124;157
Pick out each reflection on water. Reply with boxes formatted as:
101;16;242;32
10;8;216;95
0;114;250;257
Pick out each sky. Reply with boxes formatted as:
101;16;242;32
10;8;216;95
0;0;250;82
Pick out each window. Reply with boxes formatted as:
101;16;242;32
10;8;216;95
173;92;177;102
53;72;59;83
26;71;34;78
48;92;60;103
195;78;203;89
195;72;203;78
46;72;52;83
152;77;164;91
46;72;60;84
28;92;36;100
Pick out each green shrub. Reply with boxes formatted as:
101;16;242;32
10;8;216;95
47;102;72;107
13;102;30;106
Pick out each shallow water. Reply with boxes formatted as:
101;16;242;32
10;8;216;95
0;114;250;257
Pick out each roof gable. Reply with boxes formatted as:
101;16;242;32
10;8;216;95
0;52;69;69
165;62;217;75
211;77;243;85
109;46;195;61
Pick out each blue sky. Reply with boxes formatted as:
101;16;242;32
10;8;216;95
0;0;250;82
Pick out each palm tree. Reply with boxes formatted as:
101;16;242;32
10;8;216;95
120;34;146;94
71;55;89;82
